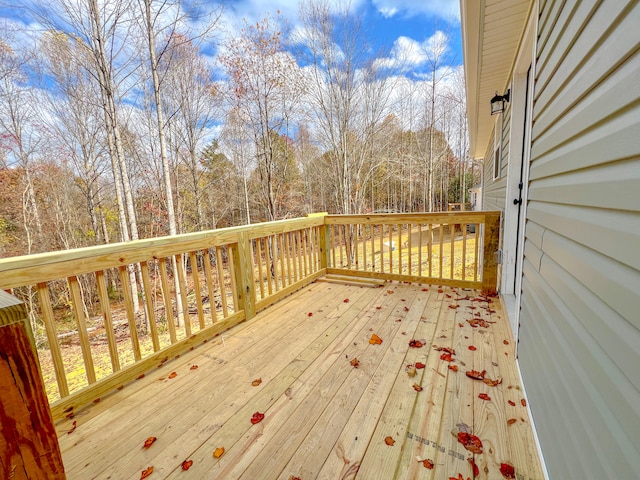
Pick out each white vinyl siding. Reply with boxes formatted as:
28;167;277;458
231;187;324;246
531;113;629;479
518;0;640;478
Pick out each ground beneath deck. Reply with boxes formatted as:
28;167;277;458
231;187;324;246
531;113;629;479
56;280;544;480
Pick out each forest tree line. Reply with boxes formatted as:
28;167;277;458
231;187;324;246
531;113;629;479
0;0;477;259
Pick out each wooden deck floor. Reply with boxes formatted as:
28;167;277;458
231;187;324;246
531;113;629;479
56;280;544;480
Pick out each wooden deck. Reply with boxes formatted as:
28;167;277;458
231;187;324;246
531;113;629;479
55;280;544;480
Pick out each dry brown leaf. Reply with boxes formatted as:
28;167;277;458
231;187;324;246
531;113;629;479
213;447;225;458
140;466;153;479
422;458;434;469
350;357;360;368
181;460;193;471
384;436;395;446
413;383;423;392
252;378;262;387
168;371;177;379
507;418;518;425
369;333;383;345
143;436;156;449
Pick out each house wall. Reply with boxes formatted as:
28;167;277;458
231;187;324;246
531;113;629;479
482;102;512;292
518;0;640;478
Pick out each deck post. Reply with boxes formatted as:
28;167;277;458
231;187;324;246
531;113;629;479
233;231;256;320
0;290;65;479
481;212;501;295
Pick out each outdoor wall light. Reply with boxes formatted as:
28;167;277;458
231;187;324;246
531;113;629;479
490;89;510;115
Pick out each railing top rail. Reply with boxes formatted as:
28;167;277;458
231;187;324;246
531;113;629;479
325;211;500;225
0;215;325;289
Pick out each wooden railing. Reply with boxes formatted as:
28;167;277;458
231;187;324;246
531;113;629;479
325;212;500;293
0;211;499;421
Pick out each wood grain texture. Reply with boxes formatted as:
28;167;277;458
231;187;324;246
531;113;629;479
56;282;543;480
0;291;65;479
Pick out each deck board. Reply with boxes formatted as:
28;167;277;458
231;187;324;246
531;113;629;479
56;281;545;480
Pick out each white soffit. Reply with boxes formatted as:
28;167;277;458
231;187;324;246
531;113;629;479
461;0;532;159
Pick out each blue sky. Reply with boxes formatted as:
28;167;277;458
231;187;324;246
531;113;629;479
0;0;462;77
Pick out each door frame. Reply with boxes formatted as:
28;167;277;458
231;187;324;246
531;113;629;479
500;8;537;342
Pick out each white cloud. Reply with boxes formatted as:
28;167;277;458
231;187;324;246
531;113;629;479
372;0;459;21
373;31;449;72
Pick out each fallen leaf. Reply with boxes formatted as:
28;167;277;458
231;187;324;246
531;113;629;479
483;376;502;387
213;447;225;458
458;322;464;328
465;369;486;380
468;345;477;351
251;412;265;424
181;460;193;471
440;352;454;362
521;398;527;407
468;458;480;477
137;373;145;379
409;339;423;348
422;458;434;469
140;466;153;479
507;418;518;425
369;333;383;345
190;365;198;370
478;393;491;401
500;463;516;479
375;305;382;310
503;339;509;345
438;289;443;293
508;400;516;406
448;364;459;372
421;288;429;292
252;378;262;386
413;383;423;392
435;346;456;355
387;290;395;294
457;432;483;454
406;365;417;377
168;371;177;379
289;477;301;480
350;357;360;368
448;304;459;309
415;362;425;369
67;421;77;435
403;306;409;311
307;312;313;317
143;436;157;449
343;298;349;303
384;436;395;446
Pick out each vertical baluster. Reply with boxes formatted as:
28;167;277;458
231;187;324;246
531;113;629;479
439;224;444;279
388;224;393;272
158;258;177;343
228;246;239;312
379;224;384;274
140;262;160;351
189;252;206;330
37;283;69;398
67;276;96;384
362;224;367;271
397;224;402;275
418;224;423;277
407;223;412;276
215;246;229;318
302;229;309;276
202;250;219;323
428;223;434;278
278;234;287;288
462;224;467;280
474;224;480;282
95;271;121;370
450;222;455;279
256;238;265;300
118;266;142;361
174;255;192;337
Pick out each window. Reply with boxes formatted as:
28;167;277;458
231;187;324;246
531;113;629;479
493;129;501;180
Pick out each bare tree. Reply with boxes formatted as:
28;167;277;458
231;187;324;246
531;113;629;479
220;13;303;221
0;37;44;253
297;0;397;214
